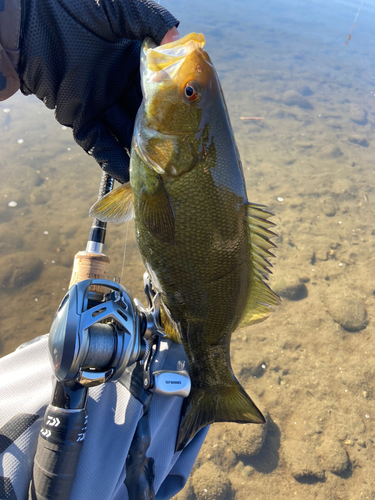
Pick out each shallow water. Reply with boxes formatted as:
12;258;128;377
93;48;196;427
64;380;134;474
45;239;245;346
1;0;375;498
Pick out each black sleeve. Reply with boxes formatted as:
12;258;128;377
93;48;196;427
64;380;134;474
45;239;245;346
18;0;179;183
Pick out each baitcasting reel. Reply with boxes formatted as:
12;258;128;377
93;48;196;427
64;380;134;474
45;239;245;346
48;273;191;395
30;274;190;500
49;277;145;387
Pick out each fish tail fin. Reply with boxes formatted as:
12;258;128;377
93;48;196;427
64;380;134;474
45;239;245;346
175;381;264;452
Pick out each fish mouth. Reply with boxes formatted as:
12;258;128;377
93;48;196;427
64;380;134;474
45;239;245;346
141;32;206;83
135;33;208;175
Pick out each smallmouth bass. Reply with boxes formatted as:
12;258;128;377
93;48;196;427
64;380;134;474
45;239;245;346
91;33;280;452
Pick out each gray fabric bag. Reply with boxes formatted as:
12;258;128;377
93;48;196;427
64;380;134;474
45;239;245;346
0;335;207;500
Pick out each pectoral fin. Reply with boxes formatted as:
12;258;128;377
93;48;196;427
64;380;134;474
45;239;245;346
238;203;281;328
89;183;134;223
138;175;175;244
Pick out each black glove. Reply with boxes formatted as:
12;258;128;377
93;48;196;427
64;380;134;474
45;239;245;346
19;0;179;184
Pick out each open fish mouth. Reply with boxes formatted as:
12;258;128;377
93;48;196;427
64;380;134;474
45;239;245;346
141;33;206;90
134;32;208;175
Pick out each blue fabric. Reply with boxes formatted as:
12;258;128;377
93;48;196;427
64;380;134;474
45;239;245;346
0;335;207;500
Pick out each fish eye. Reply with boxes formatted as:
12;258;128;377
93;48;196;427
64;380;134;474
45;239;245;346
184;82;200;102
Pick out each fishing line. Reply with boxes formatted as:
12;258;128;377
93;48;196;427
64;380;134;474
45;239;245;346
120;221;130;284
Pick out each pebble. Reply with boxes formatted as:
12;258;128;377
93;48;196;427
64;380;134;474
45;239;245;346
295;142;313;151
241;465;254;477
239;357;268;378
349;104;367;125
297;85;314;96
324;288;367;332
282;90;313;110
274;276;307;301
234;460;244;472
0;252;43;289
348;136;369;148
16;166;44;188
29;169;44;187
209;444;237;470
321;198;337;217
330;146;343;158
192;462;232;500
315;440;349;474
268;109;285;119
283;439;324;481
8;201;17;208
30;187;52;205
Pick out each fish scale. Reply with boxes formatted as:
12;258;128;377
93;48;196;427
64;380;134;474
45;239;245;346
90;32;280;452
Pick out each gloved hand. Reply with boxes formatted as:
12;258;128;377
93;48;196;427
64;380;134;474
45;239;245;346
18;0;179;184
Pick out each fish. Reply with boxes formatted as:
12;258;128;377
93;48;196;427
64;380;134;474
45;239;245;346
90;32;280;452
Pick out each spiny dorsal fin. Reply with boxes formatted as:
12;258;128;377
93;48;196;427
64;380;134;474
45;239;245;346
89;183;134;223
238;203;281;328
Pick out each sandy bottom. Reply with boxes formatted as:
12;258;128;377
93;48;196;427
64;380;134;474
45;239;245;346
1;1;375;498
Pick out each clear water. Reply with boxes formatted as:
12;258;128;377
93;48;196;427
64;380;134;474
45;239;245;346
1;0;374;498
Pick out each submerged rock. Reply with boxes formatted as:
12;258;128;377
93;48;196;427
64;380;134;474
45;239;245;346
0;252;43;289
330;147;343;158
283;439;324;481
349;104;367;126
274;276;307;301
282;90;313;110
192;462;232;500
321;198;338;217
30;186;52;205
268;108;285;119
316;440;349;474
348;136;369;148
324;288;367;332
224;407;269;457
18;166;44;188
239;356;268;378
297;85;314;96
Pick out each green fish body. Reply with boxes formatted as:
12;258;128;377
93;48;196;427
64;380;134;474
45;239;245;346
91;33;280;452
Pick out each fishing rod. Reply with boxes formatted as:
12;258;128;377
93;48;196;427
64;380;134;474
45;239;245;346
29;173;191;500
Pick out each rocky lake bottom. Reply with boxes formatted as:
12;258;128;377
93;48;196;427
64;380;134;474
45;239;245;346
1;1;375;498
